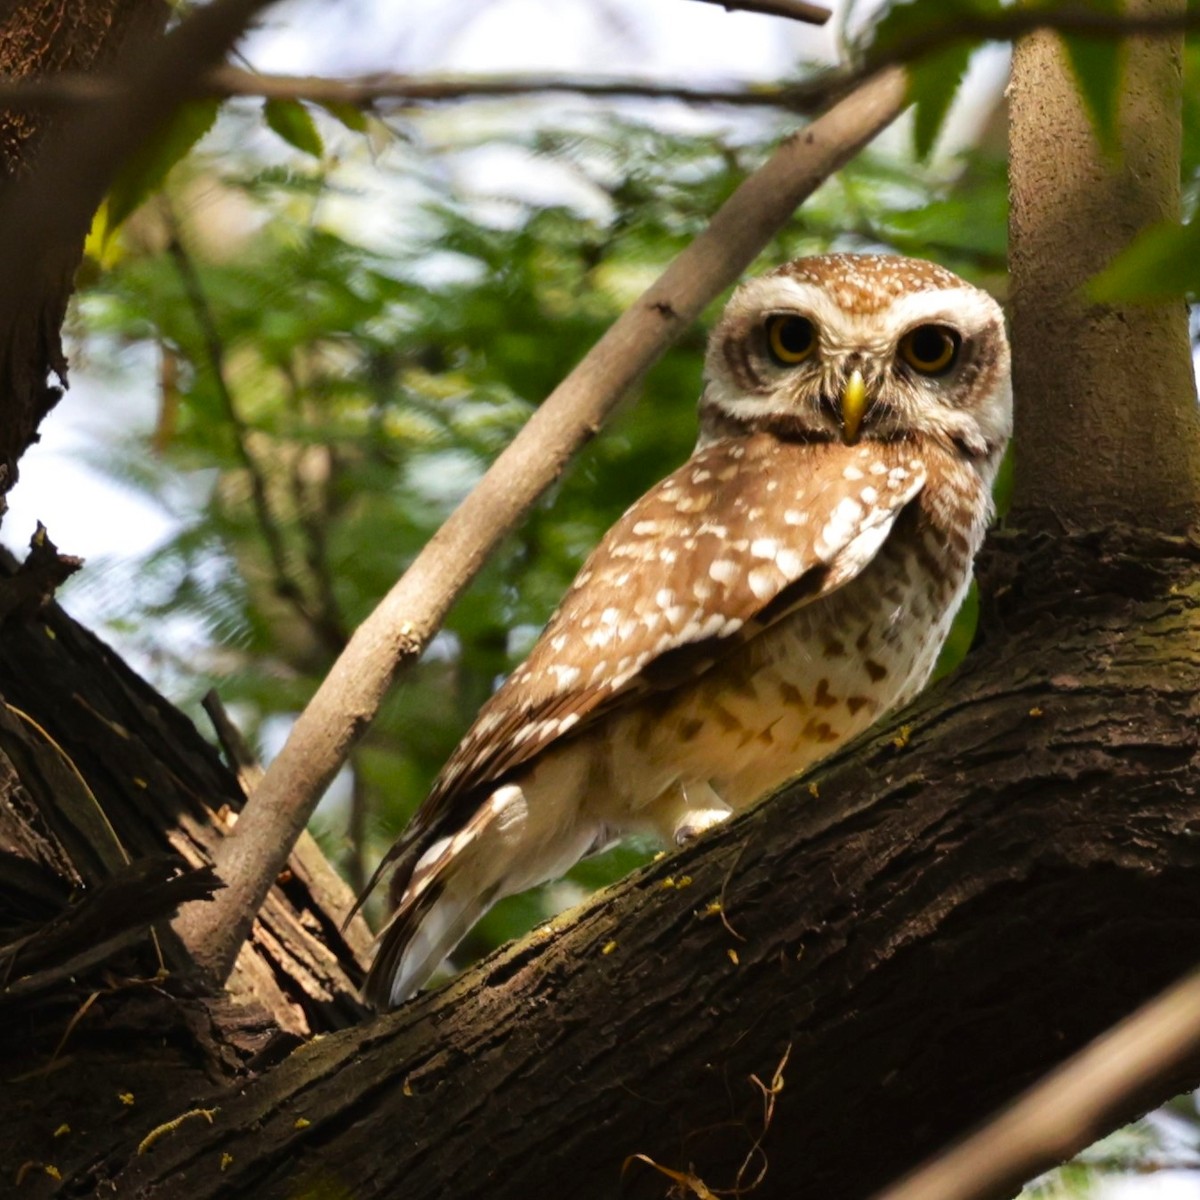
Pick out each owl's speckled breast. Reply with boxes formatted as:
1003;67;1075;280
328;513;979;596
594;440;989;828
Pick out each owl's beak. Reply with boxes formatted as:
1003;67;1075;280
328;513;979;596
840;369;868;446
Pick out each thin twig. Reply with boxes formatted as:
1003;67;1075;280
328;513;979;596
202;689;264;794
346;758;370;898
172;66;910;984
685;0;831;26
281;358;348;654
215;69;829;112
872;968;1200;1200
164;226;309;616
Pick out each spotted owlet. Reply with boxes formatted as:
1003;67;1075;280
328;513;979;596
361;253;1012;1009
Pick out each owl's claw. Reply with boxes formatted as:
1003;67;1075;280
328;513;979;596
673;806;733;846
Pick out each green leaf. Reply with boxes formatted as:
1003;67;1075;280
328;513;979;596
318;101;369;134
864;0;1002;159
909;41;973;161
105;98;222;234
1088;219;1200;302
264;98;325;159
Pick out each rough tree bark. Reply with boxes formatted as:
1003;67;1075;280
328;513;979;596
1;5;1199;1200
0;0;165;500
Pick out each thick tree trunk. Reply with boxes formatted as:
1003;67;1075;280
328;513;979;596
1008;0;1200;527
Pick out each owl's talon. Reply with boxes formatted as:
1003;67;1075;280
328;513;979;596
674;807;733;846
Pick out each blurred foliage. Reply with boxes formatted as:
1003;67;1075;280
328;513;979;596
42;2;1200;1191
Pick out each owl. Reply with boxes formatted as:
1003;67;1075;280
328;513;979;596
360;253;1012;1009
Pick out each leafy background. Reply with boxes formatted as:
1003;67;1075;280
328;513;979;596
4;1;1200;1193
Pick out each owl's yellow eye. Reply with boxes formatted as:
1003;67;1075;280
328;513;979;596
898;325;960;375
765;315;816;365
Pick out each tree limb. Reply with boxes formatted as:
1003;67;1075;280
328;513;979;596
685;0;832;25
0;6;1193;120
164;224;321;633
173;67;911;983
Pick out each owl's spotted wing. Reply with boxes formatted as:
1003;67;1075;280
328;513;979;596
358;434;927;888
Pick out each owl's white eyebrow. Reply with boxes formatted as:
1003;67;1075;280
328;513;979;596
739;278;846;331
886;286;1001;333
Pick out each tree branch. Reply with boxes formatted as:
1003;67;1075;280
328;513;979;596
115;531;1200;1199
164;224;321;633
172;68;911;983
685;0;832;25
874;967;1200;1200
0;6;1193;121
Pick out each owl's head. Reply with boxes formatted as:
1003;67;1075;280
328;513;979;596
700;253;1012;473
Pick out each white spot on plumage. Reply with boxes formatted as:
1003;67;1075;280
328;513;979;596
656;588;675;609
551;665;581;688
751;537;778;559
784;510;808;526
826;495;865;542
861;486;879;505
709;559;739;585
776;548;802;578
633;521;659;536
747;565;780;600
842;465;864;480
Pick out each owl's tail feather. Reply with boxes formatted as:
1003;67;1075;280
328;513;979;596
362;867;502;1010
